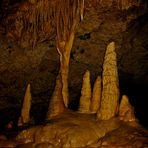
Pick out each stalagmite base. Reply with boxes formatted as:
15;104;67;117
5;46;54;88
47;75;65;119
97;42;120;120
90;76;102;113
78;70;91;113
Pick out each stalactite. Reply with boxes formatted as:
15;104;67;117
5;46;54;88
90;76;102;113
14;0;55;48
78;70;91;113
46;75;65;119
97;42;120;120
19;84;32;125
119;95;136;122
80;0;85;21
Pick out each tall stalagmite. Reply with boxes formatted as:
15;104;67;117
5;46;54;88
20;84;32;124
78;70;91;113
97;42;120;120
47;75;65;119
90;76;102;113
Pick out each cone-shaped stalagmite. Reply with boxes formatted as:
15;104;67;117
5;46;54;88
119;95;136;122
46;75;65;119
90;76;102;113
20;84;32;124
78;70;91;113
97;42;120;120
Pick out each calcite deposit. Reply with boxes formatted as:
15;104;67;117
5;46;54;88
0;0;148;147
78;70;91;113
19;83;32;125
97;42;120;120
90;76;102;113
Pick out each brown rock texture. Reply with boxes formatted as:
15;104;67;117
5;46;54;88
0;112;145;148
119;95;136;122
78;70;91;113
20;83;32;124
97;42;120;120
90;76;102;113
46;75;65;119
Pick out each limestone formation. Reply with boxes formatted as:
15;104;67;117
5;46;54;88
97;42;120;120
90;76;102;113
119;95;136;122
80;0;85;21
55;0;82;108
46;75;65;119
78;70;91;113
20;84;32;124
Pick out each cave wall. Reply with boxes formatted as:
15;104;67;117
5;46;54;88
0;0;148;127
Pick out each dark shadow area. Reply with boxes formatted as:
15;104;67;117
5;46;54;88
120;78;148;128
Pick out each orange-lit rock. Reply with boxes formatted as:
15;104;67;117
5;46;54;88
20;83;32;124
119;95;136;122
90;76;102;113
46;75;65;119
97;42;120;120
78;70;91;113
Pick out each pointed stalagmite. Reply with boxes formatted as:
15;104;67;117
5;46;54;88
119;95;136;122
20;84;32;124
46;75;65;119
90;76;102;113
97;42;120;120
78;70;91;113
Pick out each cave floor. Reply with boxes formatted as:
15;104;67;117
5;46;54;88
0;111;148;147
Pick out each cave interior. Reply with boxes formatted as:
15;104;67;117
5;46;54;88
0;0;148;147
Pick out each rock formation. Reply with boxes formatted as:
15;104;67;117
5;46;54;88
97;42;120;120
46;75;65;119
19;83;32;125
90;76;102;113
119;95;136;122
78;70;91;113
55;0;83;108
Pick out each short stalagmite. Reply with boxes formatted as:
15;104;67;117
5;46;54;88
90;76;102;113
119;95;136;122
97;42;120;120
20;83;32;124
46;75;65;119
78;70;91;113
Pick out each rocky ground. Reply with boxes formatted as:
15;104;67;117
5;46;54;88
0;112;148;147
